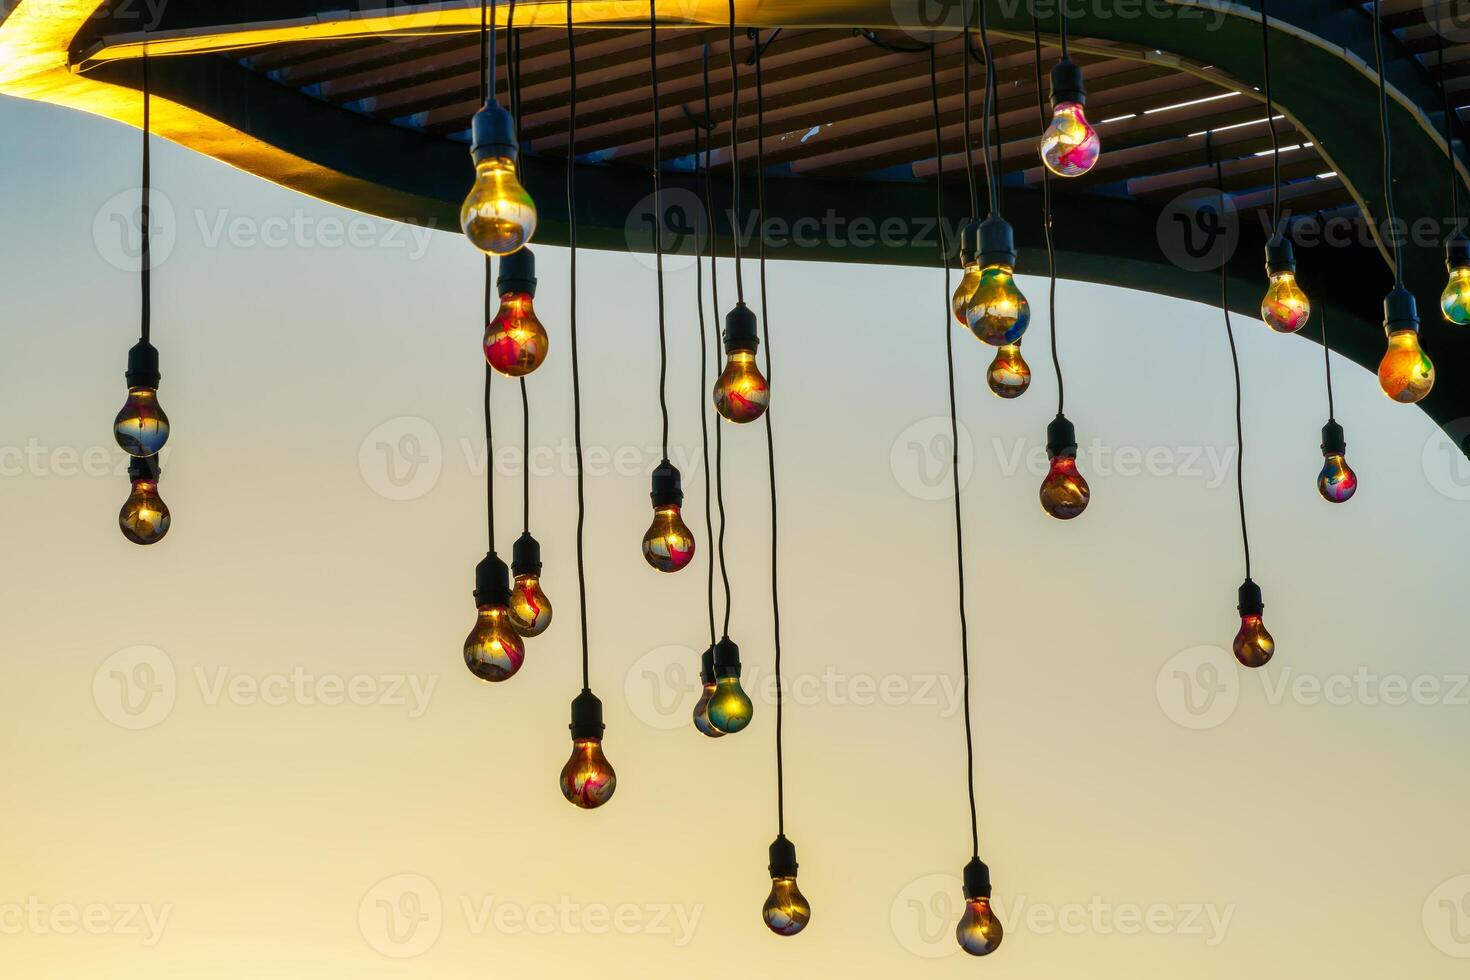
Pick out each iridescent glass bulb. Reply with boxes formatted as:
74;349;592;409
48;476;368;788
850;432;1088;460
714;351;769;423
693;647;724;738
1233;614;1275;669
1040;454;1090;519
114;386;169;457
464;605;525;682
485;291;549;377
461;155;536;255
560;737;616;809
1261;270;1310;334
1317;453;1357;504
1441;264;1470;325
119;476;169;545
952;262;981;325
956;897;1004;956
707;675;753;734
642;504;695;572
1378;329;1435;403
1040;102;1100;177
964;264;1030;347
987;343;1031;399
763;877;811;936
509;573;553;637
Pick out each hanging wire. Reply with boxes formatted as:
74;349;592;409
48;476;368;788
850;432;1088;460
977;0;999;214
726;0;746;303
484;297;497;554
1214;154;1252;579
566;1;590;689
140;53;151;345
930;44;979;862
1373;0;1404;284
704;49;734;637
1031;10;1063;414
962;11;980;216
650;3;671;459
692;107;719;649
508;0;531;534
1259;0;1282;233
750;26;786;838
1317;214;1338;422
1435;0;1463;230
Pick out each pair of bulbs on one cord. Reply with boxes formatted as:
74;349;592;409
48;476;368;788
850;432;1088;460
463;536;555;683
953;217;1032;396
691;640;754;737
461;99;537;257
114;339;171;545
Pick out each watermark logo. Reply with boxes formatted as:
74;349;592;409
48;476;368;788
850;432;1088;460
624;187;705;273
1156;645;1239;730
354;1;449;36
891;872;965;958
890;0;967;43
1158;187;1238;273
93;645;177;731
359;873;443;958
93;187;177;273
0;897;171;946
359;416;443;501
1423;874;1470;958
891;416;974;501
624;644;702;731
1423;0;1470;45
1422;417;1470;502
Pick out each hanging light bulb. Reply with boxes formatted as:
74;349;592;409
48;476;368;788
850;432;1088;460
1232;578;1275;669
692;646;725;739
762;835;811;936
1378;285;1435;403
713;302;769;423
963;215;1030;347
642;460;695;572
118;454;170;545
956;857;1003;956
1261;235;1310;333
508;531;553;637
464;552;526;682
485;247;549;376
560;689;616;809
1040;414;1089;519
1039;58;1100;177
1442;232;1470;324
461;99;537;255
986;341;1031;399
114;340;169;458
952;219;982;325
1316;419;1357;504
707;637;754;734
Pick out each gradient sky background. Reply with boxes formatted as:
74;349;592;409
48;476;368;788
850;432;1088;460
2;88;1470;978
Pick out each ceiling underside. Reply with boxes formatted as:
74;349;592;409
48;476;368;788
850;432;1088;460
3;0;1469;450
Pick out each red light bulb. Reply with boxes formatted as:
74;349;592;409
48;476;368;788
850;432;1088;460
561;690;616;810
1233;579;1274;669
485;248;547;377
643;461;694;573
1040;415;1089;520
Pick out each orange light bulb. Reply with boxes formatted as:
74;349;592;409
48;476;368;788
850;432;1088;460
957;858;1002;956
561;690;615;810
643;462;694;573
1261;238;1310;333
987;343;1031;399
1378;329;1435;403
485;248;547;377
508;532;552;637
119;457;169;545
1233;579;1274;669
763;837;810;937
464;554;525;682
1040;416;1089;519
715;302;769;423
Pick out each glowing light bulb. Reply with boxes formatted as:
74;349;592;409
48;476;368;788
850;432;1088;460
707;637;754;734
118;457;169;545
693;646;725;739
1040;415;1089;519
461;100;536;255
114;341;168;457
464;554;526;682
561;690;616;810
1378;285;1434;404
987;342;1031;399
1261;237;1310;333
1232;579;1274;669
952;219;981;324
1442;234;1470;324
484;248;548;377
1040;59;1099;177
1316;420;1356;504
956;858;1002;957
643;461;695;572
714;303;768;423
509;531;553;637
963;216;1029;347
763;837;810;937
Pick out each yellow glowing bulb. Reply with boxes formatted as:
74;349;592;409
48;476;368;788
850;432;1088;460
463;605;526;682
1233;614;1274;669
964;264;1030;347
987;343;1030;399
1442;265;1470;324
952;262;981;325
119;479;170;545
508;573;552;637
642;504;695;573
560;737;616;809
763;877;811;936
460;156;537;256
1261;271;1310;333
1378;329;1435;404
956;897;1003;956
713;351;769;423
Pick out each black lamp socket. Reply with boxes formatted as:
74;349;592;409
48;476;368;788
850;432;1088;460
768;835;799;879
125;340;161;389
473;551;512;607
978;213;1016;269
127;454;161;484
713;637;742;678
650;460;684;508
497;246;537;297
723;302;760;355
1046;414;1078;459
959;218;981;268
1383;284;1420;335
1237;578;1265;618
1320;420;1347;457
569;688;605;740
470;99;518;165
1264;235;1296;276
1447;231;1470;271
1049;58;1087;108
962;857;992;901
511;531;542;577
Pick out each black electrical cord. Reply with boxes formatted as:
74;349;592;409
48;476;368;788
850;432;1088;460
962;13;979;216
751;27;786;838
930;43;979;862
1215;157;1252;579
650;3;671;459
726;0;745;303
1032;8;1062;413
508;0;531;534
978;0;999;214
1373;0;1404;284
484;289;496;554
1259;0;1282;234
566;2;590;688
140;53;151;345
1435;1;1462;229
1059;0;1069;59
704;51;734;637
693;113;718;649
